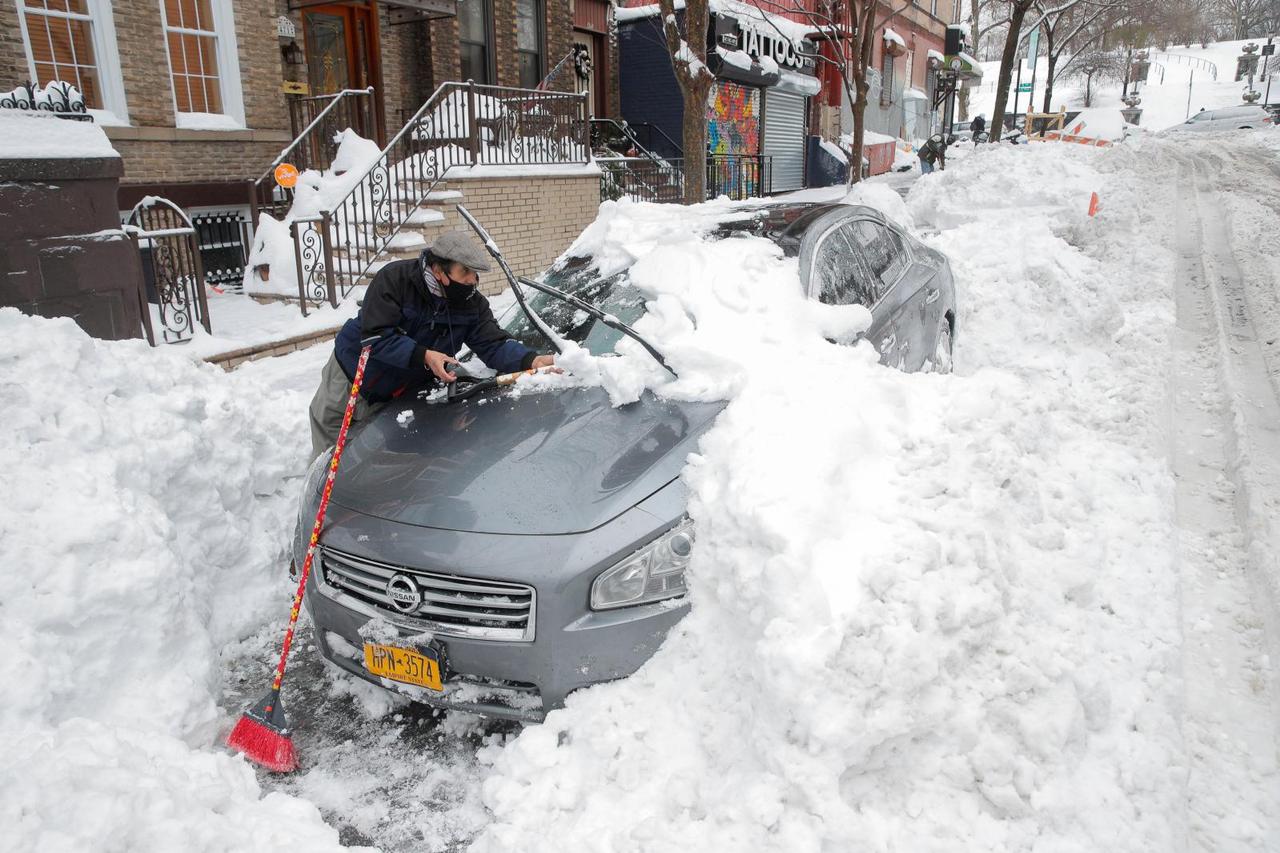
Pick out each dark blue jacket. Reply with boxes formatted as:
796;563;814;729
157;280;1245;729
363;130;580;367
334;255;536;402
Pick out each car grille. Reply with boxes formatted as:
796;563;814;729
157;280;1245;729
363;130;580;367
318;548;535;642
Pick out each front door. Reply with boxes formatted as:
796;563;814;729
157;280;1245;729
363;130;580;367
572;31;605;118
303;3;383;141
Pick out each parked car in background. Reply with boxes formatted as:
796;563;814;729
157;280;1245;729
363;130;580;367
951;120;974;142
298;202;958;722
1166;105;1275;132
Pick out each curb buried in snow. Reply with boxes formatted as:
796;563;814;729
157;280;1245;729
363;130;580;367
204;325;343;370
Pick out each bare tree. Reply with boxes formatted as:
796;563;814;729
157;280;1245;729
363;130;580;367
987;0;1036;141
1033;0;1118;111
1068;48;1125;105
1217;0;1270;38
656;0;716;203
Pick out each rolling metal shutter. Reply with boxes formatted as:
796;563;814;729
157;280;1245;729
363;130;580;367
762;89;807;193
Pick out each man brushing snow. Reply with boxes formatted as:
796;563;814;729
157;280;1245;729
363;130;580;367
308;231;555;459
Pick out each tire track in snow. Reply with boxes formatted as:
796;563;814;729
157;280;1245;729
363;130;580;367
1170;155;1280;852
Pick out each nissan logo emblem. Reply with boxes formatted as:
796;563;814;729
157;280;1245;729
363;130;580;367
385;573;422;614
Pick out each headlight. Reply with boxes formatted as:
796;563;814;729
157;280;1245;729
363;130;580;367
590;519;694;610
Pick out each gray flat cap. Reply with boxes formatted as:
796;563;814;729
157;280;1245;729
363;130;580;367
430;231;493;272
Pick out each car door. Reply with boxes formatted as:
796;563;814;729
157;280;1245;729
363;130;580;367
806;218;891;358
846;218;924;370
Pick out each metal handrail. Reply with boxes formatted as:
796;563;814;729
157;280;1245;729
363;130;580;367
253;87;375;188
291;80;589;308
629;121;683;157
589;118;664;164
1152;52;1218;80
249;87;376;227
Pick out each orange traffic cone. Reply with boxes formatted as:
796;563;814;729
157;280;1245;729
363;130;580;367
1087;191;1100;217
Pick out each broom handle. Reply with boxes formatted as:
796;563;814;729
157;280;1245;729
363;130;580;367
269;344;372;696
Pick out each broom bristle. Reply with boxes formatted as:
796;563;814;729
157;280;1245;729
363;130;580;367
227;713;298;773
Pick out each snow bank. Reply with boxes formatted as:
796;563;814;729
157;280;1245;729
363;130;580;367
468;143;1186;851
0;310;354;852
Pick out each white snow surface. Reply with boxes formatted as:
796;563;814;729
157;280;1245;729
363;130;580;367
0;112;119;158
0;310;358;852
469;144;1193;851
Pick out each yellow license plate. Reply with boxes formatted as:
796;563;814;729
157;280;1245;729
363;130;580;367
363;642;443;691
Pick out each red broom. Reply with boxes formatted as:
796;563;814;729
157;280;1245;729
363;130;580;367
227;344;372;772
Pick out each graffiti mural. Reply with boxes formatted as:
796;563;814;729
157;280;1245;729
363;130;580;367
706;80;760;155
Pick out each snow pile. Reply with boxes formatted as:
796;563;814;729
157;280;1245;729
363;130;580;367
244;129;382;297
0;111;119;159
469;144;1186;850
0;310;355;852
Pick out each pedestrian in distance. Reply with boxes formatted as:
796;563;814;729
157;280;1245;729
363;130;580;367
970;114;986;145
918;133;949;174
307;231;555;459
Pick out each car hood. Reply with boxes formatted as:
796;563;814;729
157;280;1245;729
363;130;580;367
329;385;724;535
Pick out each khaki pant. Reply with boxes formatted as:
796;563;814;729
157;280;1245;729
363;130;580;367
308;352;386;460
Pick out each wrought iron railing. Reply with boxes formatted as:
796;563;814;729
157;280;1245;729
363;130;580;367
249;87;376;222
123;197;211;345
292;81;589;308
602;154;771;203
0;80;92;121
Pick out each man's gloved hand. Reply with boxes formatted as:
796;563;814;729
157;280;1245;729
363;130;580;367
424;349;458;382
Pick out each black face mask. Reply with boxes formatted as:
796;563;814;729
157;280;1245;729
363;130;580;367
437;268;477;305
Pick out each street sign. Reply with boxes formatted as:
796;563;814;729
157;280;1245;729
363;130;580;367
1017;82;1032;93
1263;43;1275;56
1027;26;1040;70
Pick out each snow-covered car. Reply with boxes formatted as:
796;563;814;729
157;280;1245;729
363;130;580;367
297;201;958;722
952;121;973;142
1166;105;1275;132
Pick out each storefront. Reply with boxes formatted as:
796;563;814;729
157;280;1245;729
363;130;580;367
617;6;820;195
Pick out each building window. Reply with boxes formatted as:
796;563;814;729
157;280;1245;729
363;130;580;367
16;0;128;122
160;0;245;127
930;0;938;15
953;0;963;23
515;0;544;89
459;0;493;85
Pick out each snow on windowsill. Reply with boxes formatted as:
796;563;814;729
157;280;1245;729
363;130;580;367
175;112;245;131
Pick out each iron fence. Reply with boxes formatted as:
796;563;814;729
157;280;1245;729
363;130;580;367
192;210;251;291
600;154;772;203
124;198;210;345
291;81;589;308
249;87;376;222
0;80;91;121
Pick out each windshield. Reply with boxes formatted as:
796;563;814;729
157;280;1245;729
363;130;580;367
496;255;647;354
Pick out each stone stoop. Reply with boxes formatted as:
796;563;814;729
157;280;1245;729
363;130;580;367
385;185;466;261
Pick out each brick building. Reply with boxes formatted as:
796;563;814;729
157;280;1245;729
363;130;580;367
1;0;619;214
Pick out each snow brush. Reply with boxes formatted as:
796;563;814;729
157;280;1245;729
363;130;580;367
226;344;372;773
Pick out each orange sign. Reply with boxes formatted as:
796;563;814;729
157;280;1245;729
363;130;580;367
274;163;299;189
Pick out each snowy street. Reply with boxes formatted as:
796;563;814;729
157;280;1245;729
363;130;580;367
4;132;1280;852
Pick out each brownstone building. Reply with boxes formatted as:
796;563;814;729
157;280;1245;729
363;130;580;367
1;0;618;217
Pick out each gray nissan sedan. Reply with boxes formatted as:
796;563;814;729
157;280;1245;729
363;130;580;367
297;201;956;721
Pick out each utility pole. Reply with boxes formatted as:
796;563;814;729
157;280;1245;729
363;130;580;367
1186;70;1194;119
1013;59;1022;117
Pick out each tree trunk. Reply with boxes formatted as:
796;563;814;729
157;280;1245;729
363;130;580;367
987;0;1032;143
681;83;712;202
849;74;870;185
1042;52;1058;112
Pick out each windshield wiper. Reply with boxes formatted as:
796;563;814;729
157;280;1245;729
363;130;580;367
516;275;678;378
456;205;563;356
